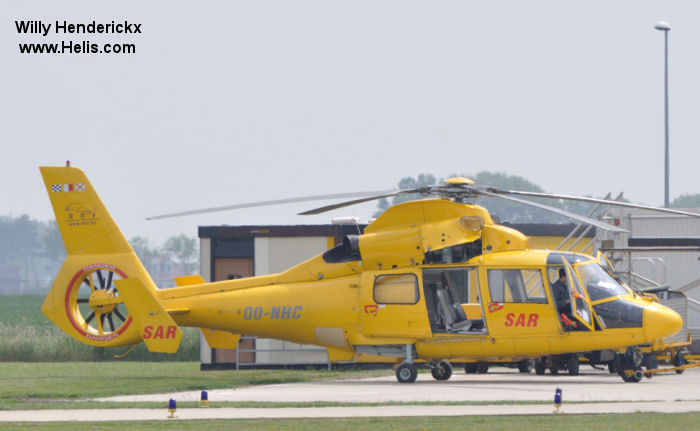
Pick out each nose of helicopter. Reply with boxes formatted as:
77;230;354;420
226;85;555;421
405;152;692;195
644;303;683;341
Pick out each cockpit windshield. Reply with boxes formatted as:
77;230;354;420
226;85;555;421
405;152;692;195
576;262;629;302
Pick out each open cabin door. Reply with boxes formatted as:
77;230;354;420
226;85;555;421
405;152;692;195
359;270;431;339
422;267;486;334
562;259;595;331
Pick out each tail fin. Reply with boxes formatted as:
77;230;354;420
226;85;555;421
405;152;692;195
39;166;179;351
40;166;132;255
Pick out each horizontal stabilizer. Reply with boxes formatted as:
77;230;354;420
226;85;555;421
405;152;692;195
115;278;183;353
201;329;241;350
174;274;205;286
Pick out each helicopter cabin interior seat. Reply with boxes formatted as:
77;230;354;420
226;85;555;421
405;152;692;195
435;288;472;332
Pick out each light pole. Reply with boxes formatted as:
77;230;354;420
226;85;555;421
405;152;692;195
655;21;671;207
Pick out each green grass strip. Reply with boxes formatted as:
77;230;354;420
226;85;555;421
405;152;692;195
4;413;700;431
0;362;392;403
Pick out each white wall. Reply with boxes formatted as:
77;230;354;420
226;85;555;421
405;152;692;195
253;236;331;364
199;237;213;365
608;208;700;328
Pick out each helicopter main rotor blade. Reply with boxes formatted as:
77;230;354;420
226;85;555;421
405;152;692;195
298;190;425;215
491;189;700;218
147;190;396;220
478;190;628;233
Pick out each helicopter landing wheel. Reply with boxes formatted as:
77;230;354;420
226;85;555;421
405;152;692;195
614;354;627;381
645;354;658;379
673;351;686;374
476;362;489;374
430;360;452;381
518;360;532;373
628;369;644;382
534;359;546;375
567;355;580;376
396;363;418;383
615;353;643;383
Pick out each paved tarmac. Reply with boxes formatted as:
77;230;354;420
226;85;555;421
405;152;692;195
3;367;700;422
97;367;700;404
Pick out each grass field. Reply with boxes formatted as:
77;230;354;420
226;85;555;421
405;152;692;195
0;361;394;410
4;413;700;430
0;295;198;362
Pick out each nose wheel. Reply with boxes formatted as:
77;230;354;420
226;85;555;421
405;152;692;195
673;351;686;374
614;348;643;383
644;354;658;379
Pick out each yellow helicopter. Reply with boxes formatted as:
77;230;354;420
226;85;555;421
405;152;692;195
40;165;698;383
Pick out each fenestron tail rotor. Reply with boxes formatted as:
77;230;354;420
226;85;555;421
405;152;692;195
72;266;131;339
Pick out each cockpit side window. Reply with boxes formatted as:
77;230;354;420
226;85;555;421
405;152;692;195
576;263;629;302
487;269;547;304
547;266;563;286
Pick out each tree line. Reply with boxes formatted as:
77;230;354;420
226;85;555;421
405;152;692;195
0;215;198;294
3;172;698;294
374;172;700;222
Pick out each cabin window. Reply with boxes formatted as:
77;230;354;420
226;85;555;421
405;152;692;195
487;269;547;304
374;274;419;304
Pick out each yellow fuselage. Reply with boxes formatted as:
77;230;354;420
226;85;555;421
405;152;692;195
157;249;680;362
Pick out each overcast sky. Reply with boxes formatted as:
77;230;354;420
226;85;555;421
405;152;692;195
3;1;699;242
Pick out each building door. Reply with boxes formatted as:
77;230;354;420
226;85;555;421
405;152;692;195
213;257;255;364
214;258;253;281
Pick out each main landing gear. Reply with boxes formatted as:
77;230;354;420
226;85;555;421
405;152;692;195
396;359;455;383
396;362;418;383
395;344;419;383
430;360;453;381
394;344;455;383
464;362;489;374
534;354;580;376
